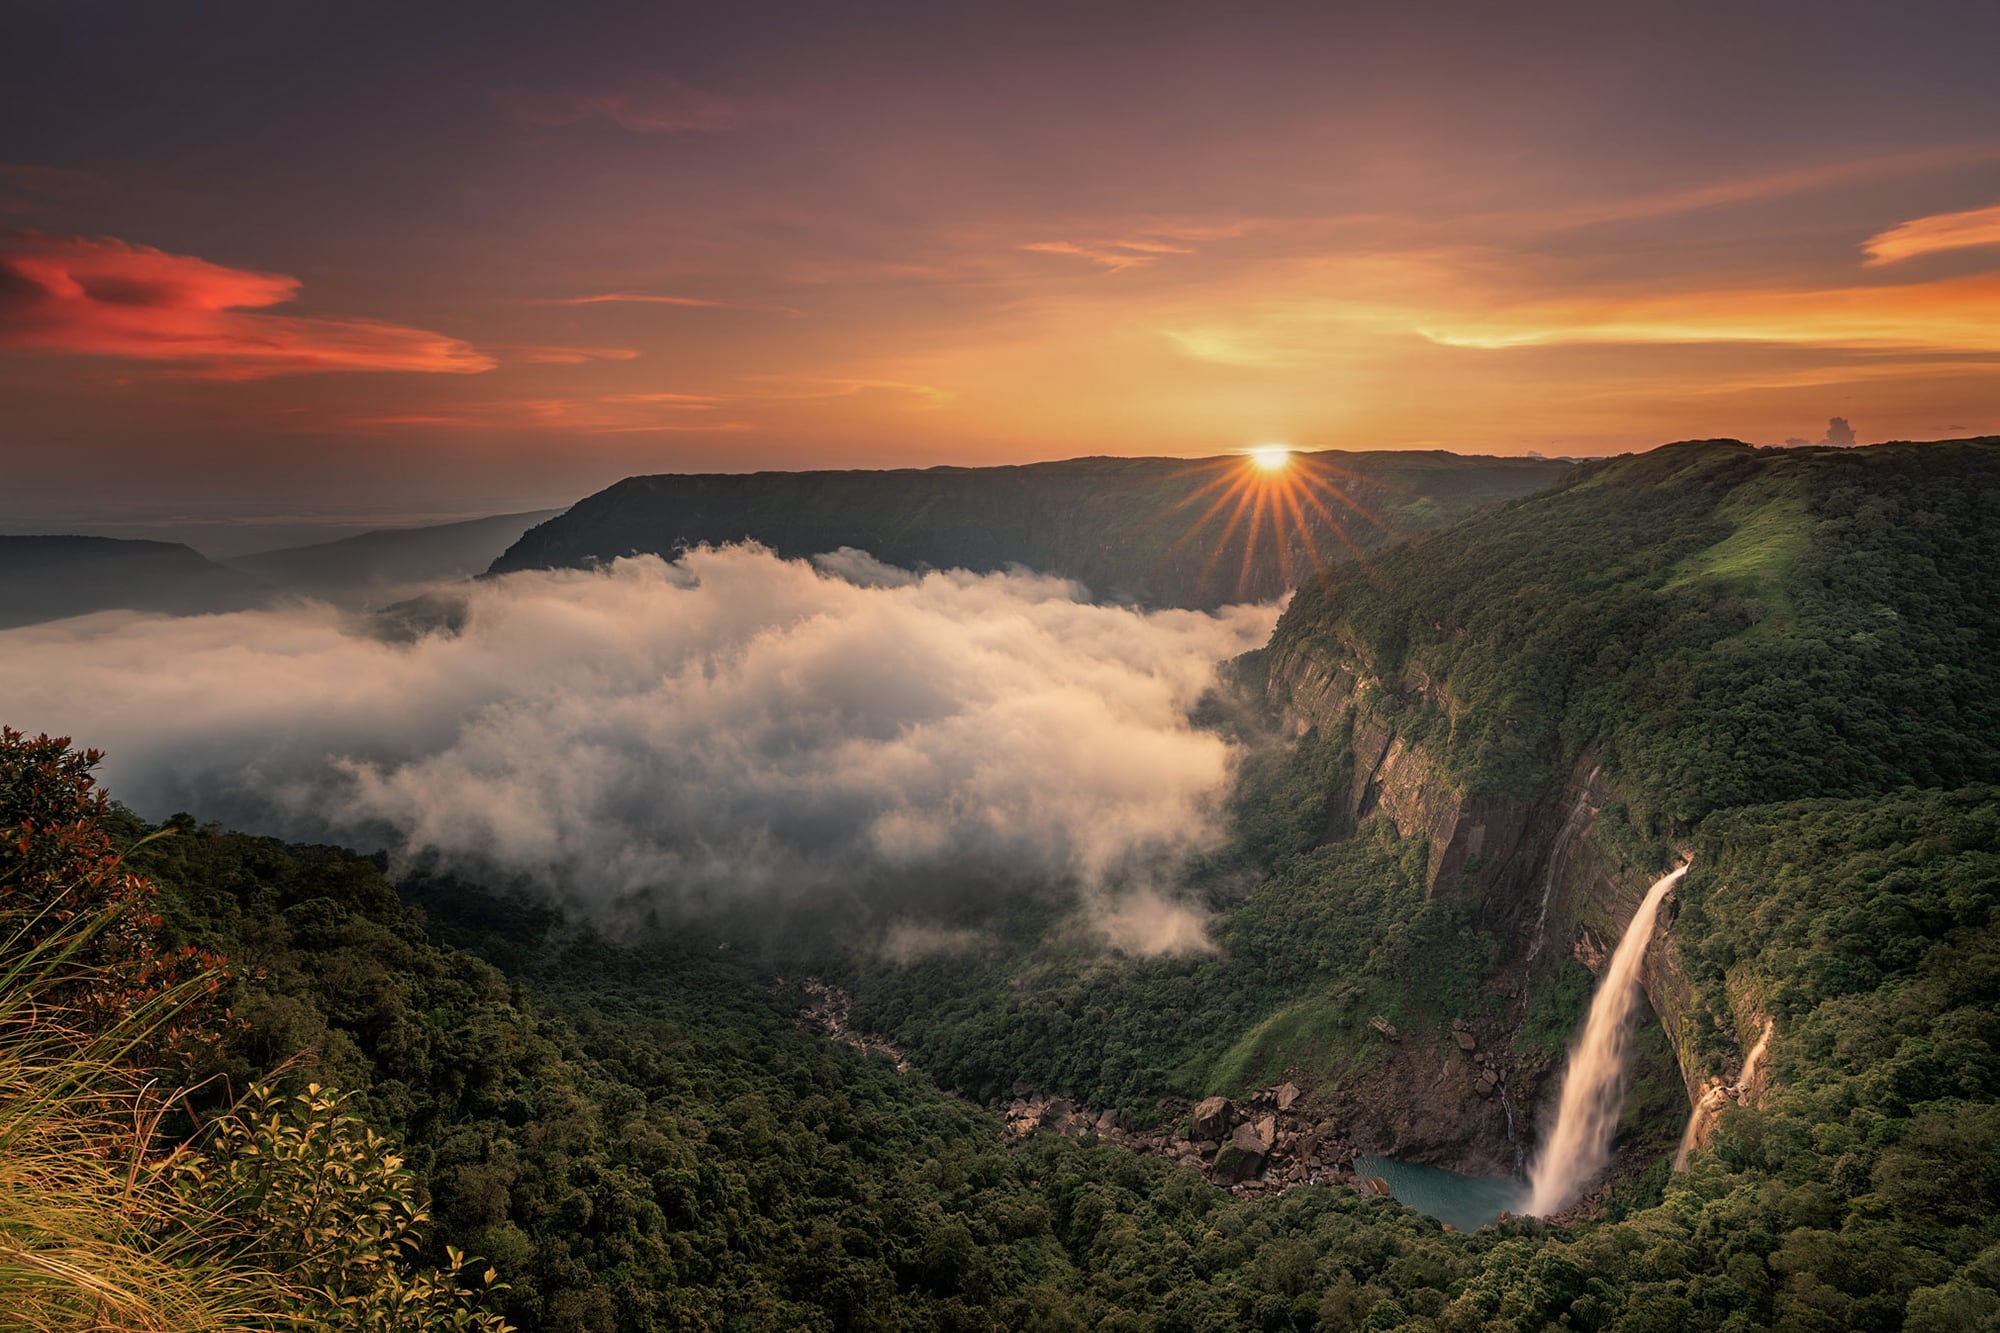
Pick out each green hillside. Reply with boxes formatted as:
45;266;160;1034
1271;439;2000;818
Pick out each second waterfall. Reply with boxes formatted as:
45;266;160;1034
1523;863;1689;1216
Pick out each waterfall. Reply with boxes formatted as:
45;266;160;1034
1672;1015;1772;1171
1526;774;1597;965
1671;1082;1729;1173
1523;864;1688;1216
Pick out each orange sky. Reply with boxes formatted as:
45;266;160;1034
2;1;1997;531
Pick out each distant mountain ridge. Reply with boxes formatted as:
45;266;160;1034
489;450;1574;608
0;535;262;628
232;508;564;596
0;510;563;628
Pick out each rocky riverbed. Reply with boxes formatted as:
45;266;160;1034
799;979;1393;1201
996;1083;1389;1201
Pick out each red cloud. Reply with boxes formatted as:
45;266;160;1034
0;231;494;379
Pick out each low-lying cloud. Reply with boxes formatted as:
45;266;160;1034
0;546;1275;942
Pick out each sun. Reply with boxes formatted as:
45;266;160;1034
1150;447;1386;602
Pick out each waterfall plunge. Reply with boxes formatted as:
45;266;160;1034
1523;864;1688;1216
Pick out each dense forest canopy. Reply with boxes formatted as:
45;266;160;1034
1270;440;2000;820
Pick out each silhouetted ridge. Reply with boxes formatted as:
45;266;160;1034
489;450;1573;608
0;535;266;627
233;508;564;596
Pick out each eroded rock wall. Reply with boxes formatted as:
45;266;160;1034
1262;632;1546;908
1262;633;1738;1114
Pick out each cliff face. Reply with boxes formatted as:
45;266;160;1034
1262;628;1735;1113
1261;626;1548;912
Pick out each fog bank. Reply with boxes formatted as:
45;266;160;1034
0;545;1276;937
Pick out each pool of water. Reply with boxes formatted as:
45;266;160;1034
1353;1156;1526;1232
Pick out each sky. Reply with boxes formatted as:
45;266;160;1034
4;0;1999;537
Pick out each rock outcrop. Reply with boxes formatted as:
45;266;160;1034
1000;1084;1367;1198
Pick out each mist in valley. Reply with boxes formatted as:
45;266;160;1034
0;543;1276;950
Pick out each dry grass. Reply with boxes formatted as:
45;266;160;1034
0;903;292;1332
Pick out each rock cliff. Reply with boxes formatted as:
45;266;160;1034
1259;626;1754;1119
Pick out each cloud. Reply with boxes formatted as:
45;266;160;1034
598;392;724;408
0;231;494;379
0;546;1275;939
1089;886;1215;957
342;394;749;434
737;376;954;406
1410;274;2000;352
1863;201;2000;266
541;292;729;308
511;79;772;135
1786;415;1857;448
1022;239;1196;272
1523;143;2000;233
1160;265;2000;369
534;292;803;317
495;344;640;364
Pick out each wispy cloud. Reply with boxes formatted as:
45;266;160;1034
542;292;728;307
533;291;803;317
1412;273;2000;352
493;343;640;364
0;231;493;379
1863;201;2000;266
1022;238;1196;271
1157;253;2000;369
1527;143;2000;232
738;375;954;406
345;393;749;434
599;391;724;408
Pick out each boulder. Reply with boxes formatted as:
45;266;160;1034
1038;1098;1072;1126
1274;1081;1302;1111
1190;1096;1235;1141
1213;1122;1271;1183
1095;1108;1121;1133
1369;1015;1401;1041
1454;1030;1478;1052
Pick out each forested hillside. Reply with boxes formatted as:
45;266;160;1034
488;451;1570;608
11;739;1995;1332
1268;439;2000;816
